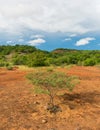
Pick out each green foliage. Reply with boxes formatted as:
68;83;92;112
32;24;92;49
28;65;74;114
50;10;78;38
0;61;6;67
14;45;37;53
34;86;50;95
46;67;54;72
83;58;96;66
27;71;78;91
27;70;79;113
6;65;13;70
0;45;100;67
0;55;7;67
12;55;27;65
26;51;49;67
0;45;36;55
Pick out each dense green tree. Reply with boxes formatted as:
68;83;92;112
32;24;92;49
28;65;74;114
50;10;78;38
27;51;48;67
83;58;96;66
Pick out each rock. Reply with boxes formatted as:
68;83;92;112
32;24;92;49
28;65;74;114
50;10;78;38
33;94;38;97
31;113;38;119
42;119;48;124
47;105;62;113
33;101;40;105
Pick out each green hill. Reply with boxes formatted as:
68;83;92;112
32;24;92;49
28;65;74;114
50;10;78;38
0;45;100;67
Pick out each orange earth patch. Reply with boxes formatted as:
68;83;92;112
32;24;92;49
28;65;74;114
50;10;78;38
0;66;100;130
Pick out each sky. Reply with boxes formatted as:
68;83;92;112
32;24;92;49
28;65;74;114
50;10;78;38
0;0;100;51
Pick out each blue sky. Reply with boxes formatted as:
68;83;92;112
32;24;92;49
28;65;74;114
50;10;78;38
0;0;100;51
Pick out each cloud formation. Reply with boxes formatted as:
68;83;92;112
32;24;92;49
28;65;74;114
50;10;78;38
75;37;95;46
69;34;77;37
28;38;46;46
30;34;44;39
0;0;100;35
63;38;71;41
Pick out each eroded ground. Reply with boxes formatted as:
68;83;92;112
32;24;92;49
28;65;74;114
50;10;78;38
0;66;100;130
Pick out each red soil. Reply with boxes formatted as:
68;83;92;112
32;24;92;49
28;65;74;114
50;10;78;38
0;66;100;130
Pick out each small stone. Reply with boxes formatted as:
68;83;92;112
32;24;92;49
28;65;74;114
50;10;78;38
44;105;48;110
42;119;48;124
33;101;40;105
75;99;81;103
33;94;38;97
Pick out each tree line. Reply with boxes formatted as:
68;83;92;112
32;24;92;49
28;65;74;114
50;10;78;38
0;45;100;67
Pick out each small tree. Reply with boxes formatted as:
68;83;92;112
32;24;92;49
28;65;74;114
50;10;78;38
83;58;96;66
27;70;78;113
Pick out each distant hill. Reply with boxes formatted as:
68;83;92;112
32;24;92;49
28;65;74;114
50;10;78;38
0;45;100;67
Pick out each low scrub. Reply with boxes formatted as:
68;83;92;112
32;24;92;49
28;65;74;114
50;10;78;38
6;65;13;70
27;70;79;113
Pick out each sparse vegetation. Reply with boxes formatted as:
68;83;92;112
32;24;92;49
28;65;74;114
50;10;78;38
27;70;79;113
6;65;13;70
0;64;100;130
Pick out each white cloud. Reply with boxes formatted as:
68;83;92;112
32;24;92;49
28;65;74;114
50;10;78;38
69;34;77;37
63;38;71;41
0;0;100;35
75;37;95;46
28;38;46;46
30;34;44;39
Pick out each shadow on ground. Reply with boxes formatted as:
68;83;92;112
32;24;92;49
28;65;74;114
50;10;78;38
60;91;100;109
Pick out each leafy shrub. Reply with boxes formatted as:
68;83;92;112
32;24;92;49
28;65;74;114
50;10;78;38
0;62;6;67
46;67;54;72
27;70;79;113
12;55;27;65
27;51;48;67
83;58;96;66
6;65;13;70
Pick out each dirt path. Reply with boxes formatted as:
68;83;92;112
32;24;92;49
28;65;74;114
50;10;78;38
0;66;100;130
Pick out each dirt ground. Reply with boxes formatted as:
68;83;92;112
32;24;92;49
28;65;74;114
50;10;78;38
0;66;100;130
